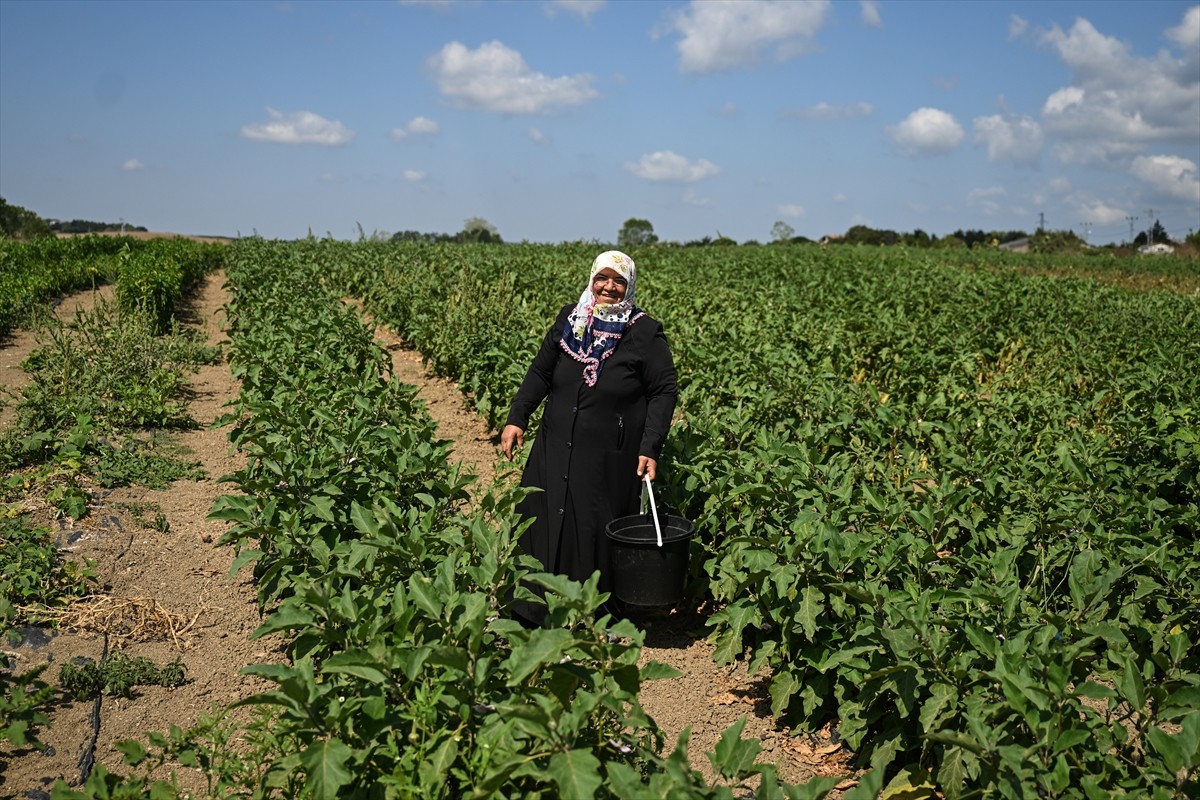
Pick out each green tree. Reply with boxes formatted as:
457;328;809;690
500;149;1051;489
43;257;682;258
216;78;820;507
0;197;52;240
617;218;657;248
459;217;502;244
770;220;795;243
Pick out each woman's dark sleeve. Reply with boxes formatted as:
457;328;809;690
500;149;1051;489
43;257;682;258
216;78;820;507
639;321;678;460
505;307;569;430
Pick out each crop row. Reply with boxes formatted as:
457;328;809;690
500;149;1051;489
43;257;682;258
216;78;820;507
0;235;226;336
310;240;1199;799
172;239;849;799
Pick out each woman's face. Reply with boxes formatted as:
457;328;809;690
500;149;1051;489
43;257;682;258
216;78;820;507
592;267;628;305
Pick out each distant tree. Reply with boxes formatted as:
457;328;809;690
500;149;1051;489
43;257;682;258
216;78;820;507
843;225;898;246
459;217;502;243
0;197;52;240
1031;229;1086;253
618;218;657;248
1135;219;1169;246
712;232;737;247
771;220;795;242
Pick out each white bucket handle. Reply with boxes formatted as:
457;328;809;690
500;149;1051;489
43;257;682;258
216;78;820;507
641;473;664;547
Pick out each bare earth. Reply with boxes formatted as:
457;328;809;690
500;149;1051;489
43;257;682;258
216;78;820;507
2;271;855;796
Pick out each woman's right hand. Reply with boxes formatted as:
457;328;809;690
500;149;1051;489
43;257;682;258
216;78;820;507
500;425;525;461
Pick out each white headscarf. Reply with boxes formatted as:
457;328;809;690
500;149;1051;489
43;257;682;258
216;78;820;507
560;251;644;386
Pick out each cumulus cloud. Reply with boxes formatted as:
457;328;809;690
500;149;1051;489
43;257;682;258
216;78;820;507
1076;201;1127;226
402;169;426;182
682;189;712;206
241;108;355;146
543;0;604;20
787;101;873;121
777;203;805;218
1130;154;1200;203
860;1;882;29
528;127;550;144
661;0;832;73
886;107;964;156
973;113;1043;166
428;40;598;114
1165;5;1200;50
121;158;145;171
391;116;440;141
624;151;720;183
1037;12;1200;163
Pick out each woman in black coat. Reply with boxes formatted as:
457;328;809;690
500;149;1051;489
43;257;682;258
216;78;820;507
500;251;678;621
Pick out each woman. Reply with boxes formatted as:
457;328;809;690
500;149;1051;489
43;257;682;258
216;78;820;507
500;250;678;621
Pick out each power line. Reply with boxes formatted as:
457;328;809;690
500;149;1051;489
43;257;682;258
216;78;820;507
1125;215;1138;243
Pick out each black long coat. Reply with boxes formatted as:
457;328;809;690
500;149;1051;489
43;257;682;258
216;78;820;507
505;303;678;599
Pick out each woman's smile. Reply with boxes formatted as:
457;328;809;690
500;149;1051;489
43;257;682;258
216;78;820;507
592;267;628;304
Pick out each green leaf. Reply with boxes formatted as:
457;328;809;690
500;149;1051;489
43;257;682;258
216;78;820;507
639;660;683;681
797;585;823;641
300;737;354;800
322;650;388;684
505;628;573;685
709;718;761;780
547;749;603;799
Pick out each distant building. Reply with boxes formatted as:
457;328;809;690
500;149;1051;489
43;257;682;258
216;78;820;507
1138;243;1175;255
999;237;1030;253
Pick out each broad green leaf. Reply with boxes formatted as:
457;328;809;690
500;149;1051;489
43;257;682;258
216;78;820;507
300;737;354;800
547;749;603;799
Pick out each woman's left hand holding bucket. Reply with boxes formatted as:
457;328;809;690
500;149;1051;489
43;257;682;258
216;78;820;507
637;456;657;481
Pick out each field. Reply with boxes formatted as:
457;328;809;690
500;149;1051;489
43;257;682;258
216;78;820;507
2;236;1198;798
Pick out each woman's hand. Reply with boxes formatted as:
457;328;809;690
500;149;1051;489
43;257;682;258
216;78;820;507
637;456;657;481
500;425;525;461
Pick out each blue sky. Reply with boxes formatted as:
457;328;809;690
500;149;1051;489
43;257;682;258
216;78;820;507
1;0;1197;245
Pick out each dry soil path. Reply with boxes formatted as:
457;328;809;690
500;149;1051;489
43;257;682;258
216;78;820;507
2;275;854;796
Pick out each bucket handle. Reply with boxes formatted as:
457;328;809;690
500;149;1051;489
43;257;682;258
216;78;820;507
640;473;664;548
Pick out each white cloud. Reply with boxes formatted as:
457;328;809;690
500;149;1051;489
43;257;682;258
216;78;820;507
1165;6;1200;50
121;158;145;171
402;169;426;182
1076;201;1127;226
833;192;847;203
788;101;873;121
682;189;712;206
662;0;832;73
390;116;441;141
967;186;1007;216
973;113;1043;166
624;151;720;183
886;107;964;156
1037;12;1200;163
1008;15;1028;40
542;0;604;20
528;127;550;144
777;203;805;218
1131;154;1200;203
860;1;882;29
241;108;355;145
428;40;598;115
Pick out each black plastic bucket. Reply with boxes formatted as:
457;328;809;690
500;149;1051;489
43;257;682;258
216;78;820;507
605;511;695;607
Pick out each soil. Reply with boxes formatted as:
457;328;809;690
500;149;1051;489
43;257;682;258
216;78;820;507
1;264;857;797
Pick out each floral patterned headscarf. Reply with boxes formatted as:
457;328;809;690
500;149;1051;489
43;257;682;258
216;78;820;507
560;250;645;386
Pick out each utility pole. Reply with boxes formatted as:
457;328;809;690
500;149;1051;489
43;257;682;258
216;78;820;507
1125;215;1138;243
1038;212;1045;232
1079;222;1092;245
1145;209;1157;244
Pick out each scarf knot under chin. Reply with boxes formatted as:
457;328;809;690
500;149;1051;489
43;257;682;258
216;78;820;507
560;250;643;387
560;304;645;386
